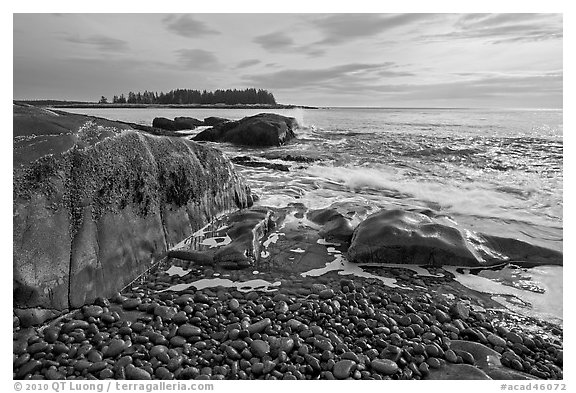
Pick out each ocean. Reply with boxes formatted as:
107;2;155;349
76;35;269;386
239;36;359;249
63;106;563;324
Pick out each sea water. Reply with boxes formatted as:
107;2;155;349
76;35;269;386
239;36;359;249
64;107;563;323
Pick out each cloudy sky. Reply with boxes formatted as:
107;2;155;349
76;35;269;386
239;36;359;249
13;13;562;108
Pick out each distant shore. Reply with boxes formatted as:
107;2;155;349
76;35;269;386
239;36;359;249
14;100;318;110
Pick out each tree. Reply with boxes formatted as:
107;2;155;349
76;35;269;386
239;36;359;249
98;96;108;104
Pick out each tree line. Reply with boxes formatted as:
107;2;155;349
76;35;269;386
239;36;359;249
102;88;277;105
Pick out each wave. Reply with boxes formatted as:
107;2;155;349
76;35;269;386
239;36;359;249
303;164;561;231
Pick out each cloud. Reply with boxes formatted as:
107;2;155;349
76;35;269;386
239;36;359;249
63;34;129;52
314;13;434;45
430;13;562;44
253;31;325;57
243;62;411;89
235;59;261;69
163;14;220;38
175;49;222;70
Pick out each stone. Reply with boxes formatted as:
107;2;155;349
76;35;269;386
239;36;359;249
347;209;509;267
177;324;202;337
16;360;43;379
13;104;252;310
125;364;152;380
371;359;399;375
203;117;229;126
449;301;470;320
229;299;240;311
122;298;142;310
194;113;298;147
104;339;126;358
487;334;508;348
426;363;492;380
83;305;104;318
13;308;58;328
251;340;270;357
154;305;178;321
247;318;271;335
333;359;356;379
319;289;335;299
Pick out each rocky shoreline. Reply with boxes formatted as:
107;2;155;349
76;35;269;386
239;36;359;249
13;104;563;380
13;258;563;380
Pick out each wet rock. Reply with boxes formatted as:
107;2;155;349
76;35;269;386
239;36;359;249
427;363;492;380
16;360;43;379
487;334;507;348
251;340;271;357
449;301;470;320
194;113;298;147
13;105;252;310
104;339;126;358
333;359;356;379
247;318;271;335
125;364;152;380
177;324;202;337
371;359;399;375
347;209;508;266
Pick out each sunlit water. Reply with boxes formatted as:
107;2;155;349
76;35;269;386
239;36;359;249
64;107;563;323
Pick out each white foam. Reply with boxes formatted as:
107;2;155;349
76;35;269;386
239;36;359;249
300;254;408;289
200;235;232;248
162;278;281;292
290;248;306;253
165;266;190;277
444;266;563;324
317;239;341;246
263;232;284;248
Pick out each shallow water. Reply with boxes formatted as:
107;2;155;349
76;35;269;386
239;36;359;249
63;107;563;323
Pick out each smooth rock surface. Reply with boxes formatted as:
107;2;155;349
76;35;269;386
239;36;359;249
13;104;252;310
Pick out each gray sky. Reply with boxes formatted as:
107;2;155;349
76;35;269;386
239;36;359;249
13;13;562;108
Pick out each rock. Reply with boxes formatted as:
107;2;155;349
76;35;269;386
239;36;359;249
104;339;126;358
13;104;252;310
212;208;272;269
487;334;508;349
174;117;204;129
177;324;202;337
247;318;272;335
229;299;240;311
13;308;58;328
426;363;492;380
449;301;470;320
194;113;298;147
251;340;271;357
319;289;335;299
154;305;178;321
347;209;509;266
152;117;202;131
83;305;104;318
125;364;152;380
16;360;43;379
450;340;502;370
122;298;142;310
203;117;229;126
333;359;356;379
232;156;289;171
149;345;169;358
371;359;399;375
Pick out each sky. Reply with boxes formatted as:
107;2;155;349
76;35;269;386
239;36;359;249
13;13;563;108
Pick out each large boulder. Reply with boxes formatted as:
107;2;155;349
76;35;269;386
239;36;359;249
193;113;298;146
152;116;203;131
203;116;229;126
347;209;562;267
13;104;252;310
